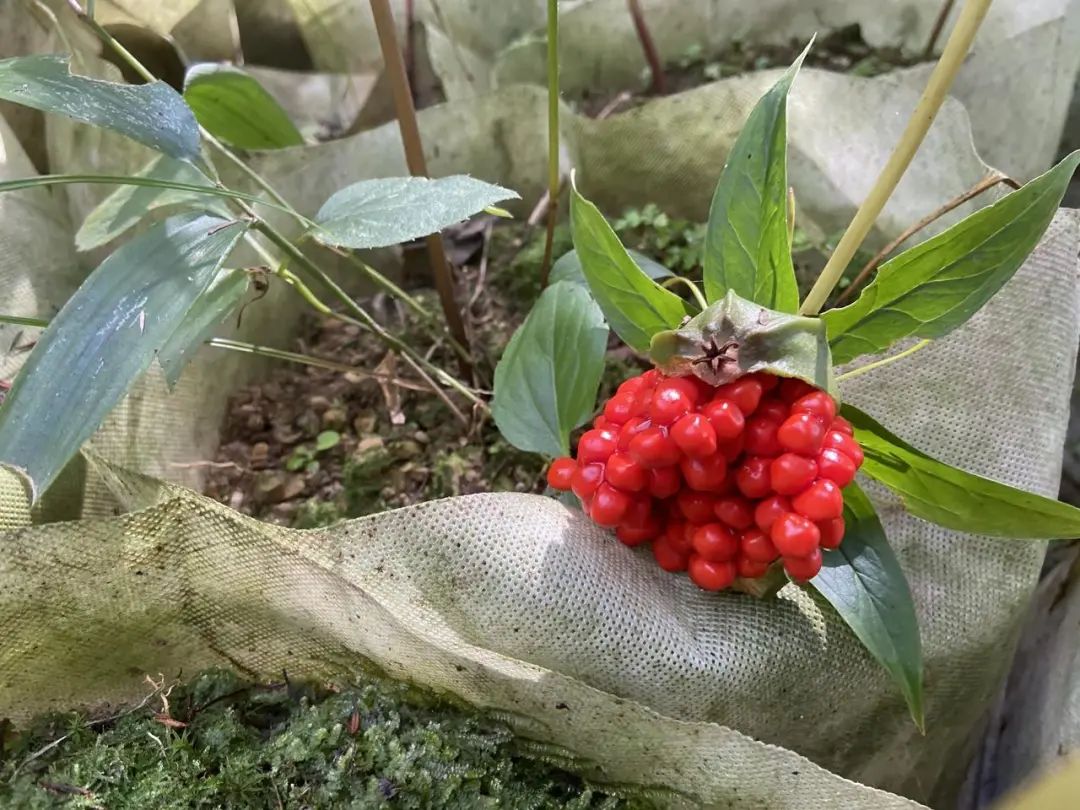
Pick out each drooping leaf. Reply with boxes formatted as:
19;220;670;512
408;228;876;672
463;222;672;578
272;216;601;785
550;247;672;286
569;186;690;353
493;281;608;457
0;214;247;500
158;268;250;388
0;54;200;161
843;404;1080;538
312;176;519;249
76;156;228;251
824;151;1080;365
701;43;809;312
649;290;834;393
810;482;923;729
183;63;304;150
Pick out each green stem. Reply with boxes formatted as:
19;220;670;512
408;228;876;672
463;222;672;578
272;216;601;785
0;174;312;226
538;0;560;288
835;340;931;382
0;314;50;328
798;0;993;316
661;276;708;311
208;338;423;384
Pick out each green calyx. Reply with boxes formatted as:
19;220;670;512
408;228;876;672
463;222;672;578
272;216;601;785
648;290;835;395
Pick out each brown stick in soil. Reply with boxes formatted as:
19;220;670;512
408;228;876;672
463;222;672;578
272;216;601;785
834;171;1018;306
369;0;473;379
627;0;666;95
924;0;959;57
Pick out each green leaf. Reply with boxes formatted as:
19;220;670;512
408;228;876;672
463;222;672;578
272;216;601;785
493;281;608;457
649;290;834;394
824;151;1080;364
0;213;247;500
0;54;200;161
183;63;304;150
76;156;229;251
811;482;923;730
550;248;672;286
701;43;809;312
569;186;690;353
316;430;342;451
158;268;250;388
312;176;519;249
843;404;1080;538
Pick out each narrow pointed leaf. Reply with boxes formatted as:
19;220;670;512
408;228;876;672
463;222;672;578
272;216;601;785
0;214;248;500
844;404;1080;538
159;268;250;388
183;63;304;150
493;281;608;457
824;151;1080;364
570;186;690;353
312;176;518;249
702;43;809;311
811;482;923;730
76;156;228;251
551;248;672;286
0;54;200;161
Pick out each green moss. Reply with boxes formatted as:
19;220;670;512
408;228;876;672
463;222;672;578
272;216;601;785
1;670;658;809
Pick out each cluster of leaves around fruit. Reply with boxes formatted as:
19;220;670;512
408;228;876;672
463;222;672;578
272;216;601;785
0;53;518;504
492;43;1080;729
0;669;660;809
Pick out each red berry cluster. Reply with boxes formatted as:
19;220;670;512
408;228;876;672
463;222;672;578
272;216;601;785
546;370;864;591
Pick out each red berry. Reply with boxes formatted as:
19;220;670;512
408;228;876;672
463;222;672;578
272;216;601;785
734;456;772;499
670;413;718;458
647;465;681;499
577;428;618;464
791;391;837;422
546;457;576;490
677;490;718;524
757;399;789;423
603;392;637;425
792;478;844;521
779;377;815;404
628;427;682;468
769;453;818;495
830;416;854;436
784;548;823;581
688;556;736;590
714;496;754;530
663;521;694;555
716;377;763;415
686;375;717;402
753;494;792;533
571;463;605;500
617;525;657;546
680;453;729;492
691;523;739;562
617;499;661;545
744;416;783;456
649;381;695;425
653;539;688;572
823;430;864;467
817;448;857;487
639;369;660;387
605;452;648;492
617;416;650;451
737;556;771;579
593;416;612;430
771;512;821;558
631;386;654;416
589;483;631;527
717;432;746;462
752;372;780;392
700;398;745;440
776;412;827;455
817;516;846;549
740;528;779;563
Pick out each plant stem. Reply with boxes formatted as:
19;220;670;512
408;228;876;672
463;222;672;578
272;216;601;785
660;276;708;311
627;0;666;94
368;0;472;375
924;0;958;57
786;187;796;248
798;0;993;317
538;0;561;289
835;340;931;382
834;171;1014;306
0;314;49;328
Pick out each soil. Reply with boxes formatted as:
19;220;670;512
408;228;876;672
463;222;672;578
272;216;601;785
0;669;658;808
